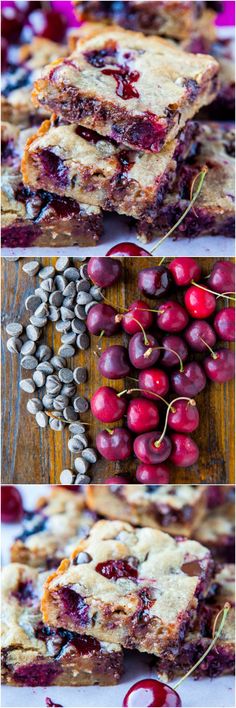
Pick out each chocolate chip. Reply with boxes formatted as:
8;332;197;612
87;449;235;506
181;560;202;577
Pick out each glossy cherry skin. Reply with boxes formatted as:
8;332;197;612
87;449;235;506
86;303;120;336
105;476;130;484
156;301;189;333
169;434;199;467
128;332;160;369
208;260;235;294
1;486;23;523
171;362;206;396
203;349;235;383
136;463;170;484
91;386;126;422
122;300;153;335
161;335;188;368
26;9;67;42
168;257;201;286
87;257;122;287
134;431;171;464
138;267;172;298
138;368;169;399
168;400;199;433
106;243;150;257
96;428;133;460
214;307;235;342
127;398;159;433
184;320;216;352
1;6;24;41
98;345;131;379
122;678;182;707
184;286;216;319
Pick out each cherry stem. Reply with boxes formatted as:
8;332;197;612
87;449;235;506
191;281;235;302
174;602;231;690
118;387;169;406
200;337;218;359
150;167;208;254
154;397;196;448
144;345;184;372
158;257;166;265
102;292;164;317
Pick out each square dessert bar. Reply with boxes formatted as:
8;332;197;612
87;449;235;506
193;503;235;564
22;116;197;221
33;24;219;153
137;123;235;241
73;2;214;41
86;485;208;537
1;121;103;248
1;563;123;686
42;520;214;657
11;487;97;570
156;563;235;680
1;37;68;128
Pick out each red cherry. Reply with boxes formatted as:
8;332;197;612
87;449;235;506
122;678;182;707
184;286;216;318
157;301;189;332
203;349;235;383
105;476;129;484
184;320;216;352
127;398;159;433
122;300;153;335
27;9;67;42
169;434;199;467
128;332;160;369
208;260;235;294
168;257;201;286
161;335;188;368
214;307;235;342
167;400;199;433
98;345;131;379
134;431;171;464
106;243;150;256
1;486;23;523
87;257;122;287
138;266;172;298
2;5;24;41
171;362;206;396
96;427;133;461
91;386;126;422
86;303;120;336
138;368;169;399
136;463;170;484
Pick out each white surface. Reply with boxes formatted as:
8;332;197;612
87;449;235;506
1;486;235;708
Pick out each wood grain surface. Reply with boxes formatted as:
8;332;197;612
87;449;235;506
1;257;235;485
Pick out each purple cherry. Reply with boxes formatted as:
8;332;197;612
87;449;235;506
128;332;160;369
184;320;216;352
98;345;131;379
171;362;206;396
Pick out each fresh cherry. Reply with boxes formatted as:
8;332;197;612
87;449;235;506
96;427;133;460
184;285;216;318
171;362;206;396
161;335;188;368
167;400;199;433
156;301;189;332
122;678;182;707
214;307;235;342
138;266;172;298
184;320;216;352
98;345;131;379
168;257;201;286
127;398;159;433
128;332;160;369
91;386;126;422
26;9;67;42
1;5;24;41
136;463;170;484
169;434;199;467
208;260;235;294
87;257;122;287
1;486;23;523
138;368;169;398
106;243;150;257
134;431;171;464
105;476;130;483
1;38;8;72
203;349;235;383
86;303;120;336
121;300;153;335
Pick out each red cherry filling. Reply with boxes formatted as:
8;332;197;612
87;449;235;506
122;678;182;707
13;661;60;687
1;486;23;522
40;150;68;188
58;588;89;626
96;559;138;581
124;114;167;152
12;580;35;606
102;66;140;99
45;699;63;708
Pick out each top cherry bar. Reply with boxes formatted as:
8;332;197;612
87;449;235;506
33;24;219;153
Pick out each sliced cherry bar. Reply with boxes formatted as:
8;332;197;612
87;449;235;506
127;398;159;433
169;434;199;467
161;335;188;367
122;678;182;707
167;400;199;433
134;431;171;464
184;285;216;318
203;349;235;383
122;300;153;335
171;362;206;396
106;243;150;257
138;266;172;298
208;260;235;294
128;332;160;369
156;301;189;332
86;303;120;335
184;320;216;352
91;386;127;422
98;345;131;379
138;367;169;398
213;307;235;342
87;257;122;287
96;428;133;460
168;257;201;286
136;463;170;484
